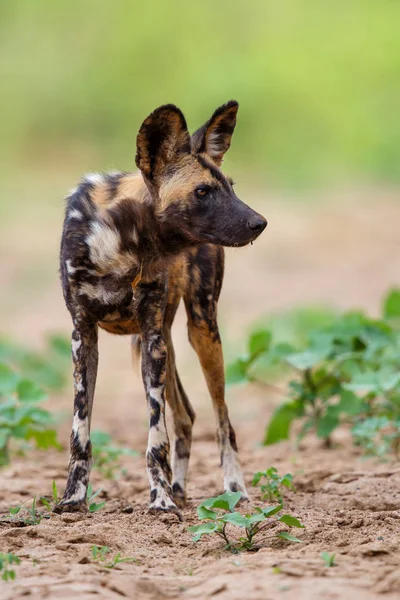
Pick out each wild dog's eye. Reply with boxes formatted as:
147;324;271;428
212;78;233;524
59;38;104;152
195;185;210;198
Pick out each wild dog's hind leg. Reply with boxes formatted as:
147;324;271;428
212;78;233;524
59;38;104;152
165;328;195;508
138;284;181;518
55;324;98;513
185;245;248;499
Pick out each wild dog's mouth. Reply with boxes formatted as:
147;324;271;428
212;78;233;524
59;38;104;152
199;235;261;248
199;221;267;248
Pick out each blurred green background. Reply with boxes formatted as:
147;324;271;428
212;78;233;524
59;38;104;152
1;0;399;190
0;0;399;347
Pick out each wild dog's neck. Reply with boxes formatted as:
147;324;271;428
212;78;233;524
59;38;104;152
103;173;190;272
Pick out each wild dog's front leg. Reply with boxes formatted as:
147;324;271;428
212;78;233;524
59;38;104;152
55;325;98;513
140;330;181;518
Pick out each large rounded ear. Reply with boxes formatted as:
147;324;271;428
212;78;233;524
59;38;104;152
191;100;238;166
135;104;191;184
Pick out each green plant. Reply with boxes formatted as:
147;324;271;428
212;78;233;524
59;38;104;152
252;467;294;502
188;492;304;553
7;497;46;526
352;417;400;458
87;484;106;513
227;289;400;454
91;545;136;568
0;553;21;581
40;480;61;511
321;552;336;567
0;335;70;392
91;430;138;479
0;335;70;466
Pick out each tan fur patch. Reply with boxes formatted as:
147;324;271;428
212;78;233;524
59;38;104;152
159;157;215;209
115;173;149;203
99;319;140;335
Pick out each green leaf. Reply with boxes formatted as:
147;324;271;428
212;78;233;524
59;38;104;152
383;289;400;319
202;492;241;512
345;371;400;394
197;505;218;520
344;372;380;394
276;531;303;543
89;501;105;513
316;411;339;439
281;474;294;488
48;334;71;357
321;551;336;567
278;514;304;528
9;506;22;515
337;390;364;416
248;330;271;356
88;487;103;501
252;472;263;486
17;380;47;403
284;349;328;370
28;429;62;450
40;497;52;511
261;504;283;517
0;363;19;394
188;522;218;541
52;480;59;503
91;429;113;447
264;403;299;445
221;512;248;527
225;358;249;385
246;512;266;525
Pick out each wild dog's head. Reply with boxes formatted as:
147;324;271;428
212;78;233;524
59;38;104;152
135;101;267;247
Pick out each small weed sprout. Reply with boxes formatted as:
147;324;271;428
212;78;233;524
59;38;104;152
87;484;106;513
188;492;304;553
91;430;138;479
0;553;21;581
91;545;137;568
92;545;111;561
7;497;46;525
40;480;61;511
252;467;295;502
321;552;336;567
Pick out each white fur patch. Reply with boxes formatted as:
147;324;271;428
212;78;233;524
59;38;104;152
222;446;248;499
172;456;188;490
149;386;163;403
84;172;104;185
68;208;83;220
71;337;81;359
78;281;128;305
72;414;89;447
65;259;76;275
87;221;121;271
131;228;139;245
64;480;87;504
74;375;85;393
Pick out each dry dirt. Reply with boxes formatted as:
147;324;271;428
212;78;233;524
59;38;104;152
0;186;400;599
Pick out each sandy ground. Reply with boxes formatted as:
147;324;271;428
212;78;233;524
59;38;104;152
0;184;400;599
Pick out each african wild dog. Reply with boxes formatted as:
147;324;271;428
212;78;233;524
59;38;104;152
56;101;267;519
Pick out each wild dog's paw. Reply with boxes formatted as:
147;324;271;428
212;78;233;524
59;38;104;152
53;498;88;514
172;482;187;509
148;487;183;521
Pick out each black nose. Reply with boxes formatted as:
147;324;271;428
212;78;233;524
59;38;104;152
247;215;268;234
